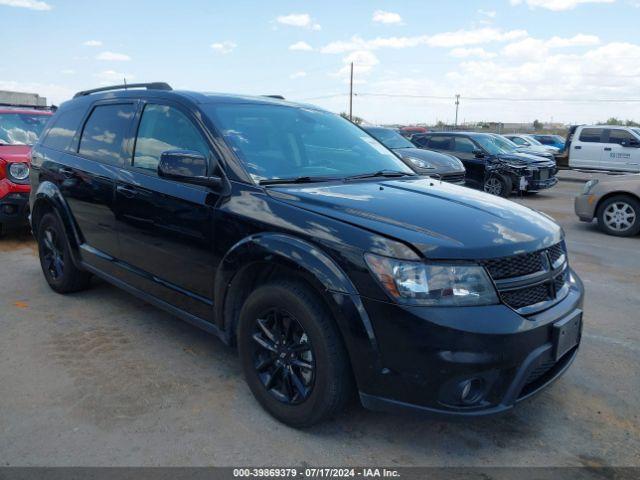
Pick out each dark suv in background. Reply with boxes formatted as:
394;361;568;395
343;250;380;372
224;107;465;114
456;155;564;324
30;83;584;427
411;132;558;197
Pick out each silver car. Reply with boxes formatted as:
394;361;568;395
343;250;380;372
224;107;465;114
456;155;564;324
575;174;640;236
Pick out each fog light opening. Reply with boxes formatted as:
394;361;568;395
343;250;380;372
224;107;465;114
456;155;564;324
459;378;485;405
1;204;17;215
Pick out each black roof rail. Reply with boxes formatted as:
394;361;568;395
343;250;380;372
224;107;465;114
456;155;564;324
73;82;173;98
0;103;55;111
263;95;285;100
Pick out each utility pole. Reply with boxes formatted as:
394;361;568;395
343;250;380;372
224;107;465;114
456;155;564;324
454;94;460;127
349;62;354;121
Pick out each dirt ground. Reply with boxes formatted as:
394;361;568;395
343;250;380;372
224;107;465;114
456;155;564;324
0;178;638;467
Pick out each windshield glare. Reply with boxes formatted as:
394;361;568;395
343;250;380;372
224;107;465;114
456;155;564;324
207;104;413;182
365;127;414;149
0;113;50;145
473;135;507;155
490;135;518;153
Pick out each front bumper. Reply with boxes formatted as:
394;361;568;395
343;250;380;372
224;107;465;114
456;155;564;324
574;194;596;222
357;270;584;417
526;176;558;192
0;191;30;232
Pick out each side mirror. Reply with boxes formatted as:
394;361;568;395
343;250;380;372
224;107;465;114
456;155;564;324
158;150;223;189
472;149;485;158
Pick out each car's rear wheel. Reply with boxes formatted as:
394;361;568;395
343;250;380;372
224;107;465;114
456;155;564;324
596;195;640;237
237;281;352;427
37;212;92;293
484;174;512;197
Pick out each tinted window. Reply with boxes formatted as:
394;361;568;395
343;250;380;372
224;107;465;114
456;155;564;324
427;136;453;150
365;127;414;149
41;108;84;151
453;137;476;153
578;128;603;143
607;129;635;145
411;135;429;147
206;104;412;182
133;104;209;172
78;104;136;165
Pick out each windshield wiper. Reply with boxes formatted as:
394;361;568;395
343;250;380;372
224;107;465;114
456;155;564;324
343;169;416;182
259;176;337;186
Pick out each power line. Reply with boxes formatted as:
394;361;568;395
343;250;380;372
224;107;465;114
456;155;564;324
354;93;640;103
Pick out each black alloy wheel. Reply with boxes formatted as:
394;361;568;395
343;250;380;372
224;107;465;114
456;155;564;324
41;226;65;281
251;308;316;405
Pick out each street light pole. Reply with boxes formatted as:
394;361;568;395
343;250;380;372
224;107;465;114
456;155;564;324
454;94;460;127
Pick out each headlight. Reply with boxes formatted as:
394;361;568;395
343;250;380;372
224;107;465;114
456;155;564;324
406;157;433;169
9;162;30;181
364;253;499;306
583;179;598;194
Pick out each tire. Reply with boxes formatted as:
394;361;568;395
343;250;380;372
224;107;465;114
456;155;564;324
237;281;353;427
483;174;512;197
37;212;92;293
596;195;640;237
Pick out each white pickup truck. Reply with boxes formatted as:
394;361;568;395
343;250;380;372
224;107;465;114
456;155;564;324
557;125;640;172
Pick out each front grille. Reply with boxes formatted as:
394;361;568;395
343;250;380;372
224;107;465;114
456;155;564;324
441;173;465;184
524;358;557;385
482;242;569;314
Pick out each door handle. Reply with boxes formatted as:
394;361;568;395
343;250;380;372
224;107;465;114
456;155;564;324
116;185;138;199
604;147;612;151
574;146;582;150
59;167;75;178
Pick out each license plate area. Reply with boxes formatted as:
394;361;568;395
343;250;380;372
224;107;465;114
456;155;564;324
553;310;582;361
539;169;549;180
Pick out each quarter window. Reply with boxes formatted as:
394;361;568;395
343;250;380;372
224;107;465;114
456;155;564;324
133;104;209;172
78;104;136;165
578;128;603;143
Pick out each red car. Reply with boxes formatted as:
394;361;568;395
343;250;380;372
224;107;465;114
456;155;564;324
0;105;52;235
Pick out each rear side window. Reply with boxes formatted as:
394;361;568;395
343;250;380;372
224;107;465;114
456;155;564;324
578;128;603;143
427;136;453;150
79;104;136;165
133;104;209;172
607;129;635;145
41;108;84;151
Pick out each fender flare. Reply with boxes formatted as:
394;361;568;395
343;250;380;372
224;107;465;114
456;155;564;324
214;233;382;386
31;181;83;267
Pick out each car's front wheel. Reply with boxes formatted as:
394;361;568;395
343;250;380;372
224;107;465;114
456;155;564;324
237;281;352;427
484;174;512;197
596;195;640;237
37;212;92;293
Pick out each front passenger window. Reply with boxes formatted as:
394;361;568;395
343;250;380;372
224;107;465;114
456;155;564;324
133;104;209;172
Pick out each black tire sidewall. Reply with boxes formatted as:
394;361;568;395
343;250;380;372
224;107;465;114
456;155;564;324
485;174;512;197
597;195;640;237
237;283;346;427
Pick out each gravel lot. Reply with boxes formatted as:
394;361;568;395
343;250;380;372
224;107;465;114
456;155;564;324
0;178;638;467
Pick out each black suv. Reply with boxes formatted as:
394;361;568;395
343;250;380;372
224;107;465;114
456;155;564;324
411;132;558;197
29;83;584;427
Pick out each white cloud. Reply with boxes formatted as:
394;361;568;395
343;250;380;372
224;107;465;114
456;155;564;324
331;50;380;83
276;13;321;30
450;47;497;59
546;33;600;47
211;41;237;54
94;70;135;85
509;0;615;11
478;9;497;17
502;34;601;60
96;51;131;61
320;28;528;54
290;71;307;79
289;41;313;51
83;40;102;47
372;10;403;24
60;69;75;75
0;0;51;10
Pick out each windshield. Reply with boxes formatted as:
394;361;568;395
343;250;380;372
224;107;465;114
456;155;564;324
490;135;518;153
0;112;50;145
365;127;414;149
207;104;413;182
473;135;507;155
524;135;543;146
631;128;640;137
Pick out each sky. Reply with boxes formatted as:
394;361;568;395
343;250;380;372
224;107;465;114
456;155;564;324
1;0;639;125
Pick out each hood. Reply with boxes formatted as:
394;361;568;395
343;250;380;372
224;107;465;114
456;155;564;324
515;147;554;160
268;178;562;259
495;151;555;166
0;145;31;163
394;147;465;174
